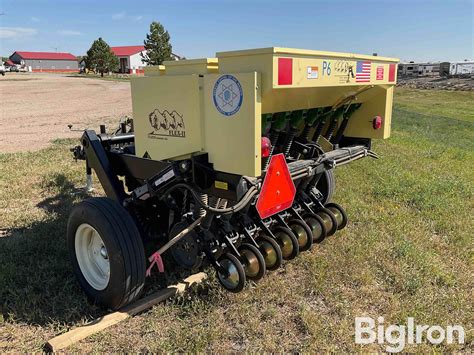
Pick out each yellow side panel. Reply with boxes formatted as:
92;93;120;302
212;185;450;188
131;75;202;160
345;86;394;139
163;58;219;75
271;56;397;88
202;72;261;177
217;47;398;117
143;65;166;77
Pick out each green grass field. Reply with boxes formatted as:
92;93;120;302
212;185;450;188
0;88;472;352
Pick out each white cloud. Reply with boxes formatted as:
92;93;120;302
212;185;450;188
112;12;143;22
112;11;126;20
0;27;38;40
58;30;82;36
31;16;40;22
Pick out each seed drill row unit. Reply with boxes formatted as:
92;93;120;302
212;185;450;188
69;48;398;309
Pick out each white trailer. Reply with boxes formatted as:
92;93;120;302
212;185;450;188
449;61;474;76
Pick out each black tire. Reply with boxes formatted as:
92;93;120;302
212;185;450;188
288;218;313;252
239;243;266;281
302;212;327;243
273;225;299;260
257;234;283;271
316;169;336;205
325;202;348;230
67;197;146;310
316;207;338;236
217;253;246;293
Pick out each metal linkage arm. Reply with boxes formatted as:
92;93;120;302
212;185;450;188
81;130;127;203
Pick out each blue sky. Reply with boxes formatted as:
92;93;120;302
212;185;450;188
0;0;472;62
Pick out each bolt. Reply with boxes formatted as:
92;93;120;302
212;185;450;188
100;246;108;259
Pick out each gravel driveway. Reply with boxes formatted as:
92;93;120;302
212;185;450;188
0;73;132;153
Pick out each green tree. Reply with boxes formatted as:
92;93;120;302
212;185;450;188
85;37;118;77
141;21;173;65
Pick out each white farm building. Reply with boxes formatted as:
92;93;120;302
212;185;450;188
111;45;148;74
111;45;182;74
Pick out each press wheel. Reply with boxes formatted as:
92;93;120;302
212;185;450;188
325;202;348;230
273;226;299;260
316;207;338;236
302;212;327;243
257;234;283;271
217;253;246;293
288;219;313;251
239;243;266;281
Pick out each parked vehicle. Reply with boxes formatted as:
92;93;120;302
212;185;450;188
0;64;5;76
9;66;19;72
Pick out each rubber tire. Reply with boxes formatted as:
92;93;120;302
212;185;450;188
325;202;348;230
239;243;266;281
257;234;283;271
316;169;336;205
273;225;300;260
316;207;338;237
67;197;146;310
217;253;246;293
288;218;313;252
302;212;327;243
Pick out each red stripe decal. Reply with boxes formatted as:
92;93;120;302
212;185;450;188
278;58;293;85
388;64;396;82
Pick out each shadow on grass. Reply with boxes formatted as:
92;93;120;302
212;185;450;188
0;174;104;326
0;173;199;328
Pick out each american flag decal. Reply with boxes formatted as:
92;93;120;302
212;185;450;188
356;61;371;82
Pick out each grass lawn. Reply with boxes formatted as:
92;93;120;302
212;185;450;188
395;87;474;122
0;89;472;352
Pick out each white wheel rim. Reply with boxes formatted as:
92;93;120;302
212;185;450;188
75;223;110;291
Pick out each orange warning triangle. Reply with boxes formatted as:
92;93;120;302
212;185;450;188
256;154;296;219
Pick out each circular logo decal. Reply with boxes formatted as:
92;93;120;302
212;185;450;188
213;75;243;116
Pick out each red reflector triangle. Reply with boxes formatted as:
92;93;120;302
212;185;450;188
256;154;296;219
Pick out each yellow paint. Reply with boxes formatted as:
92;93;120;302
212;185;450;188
143;65;166;76
131;75;202;160
163;58;219;75
202;72;261;176
131;47;398;177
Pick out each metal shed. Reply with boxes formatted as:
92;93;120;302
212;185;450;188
9;51;79;72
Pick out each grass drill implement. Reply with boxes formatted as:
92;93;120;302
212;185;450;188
69;47;398;309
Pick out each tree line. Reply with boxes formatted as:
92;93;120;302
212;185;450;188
84;21;173;77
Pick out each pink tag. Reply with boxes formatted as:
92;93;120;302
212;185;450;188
146;252;164;276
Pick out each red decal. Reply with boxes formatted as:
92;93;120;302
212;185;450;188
388;64;396;82
278;58;293;85
376;66;384;80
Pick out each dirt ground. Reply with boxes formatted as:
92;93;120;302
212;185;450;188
0;73;132;153
397;76;473;91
